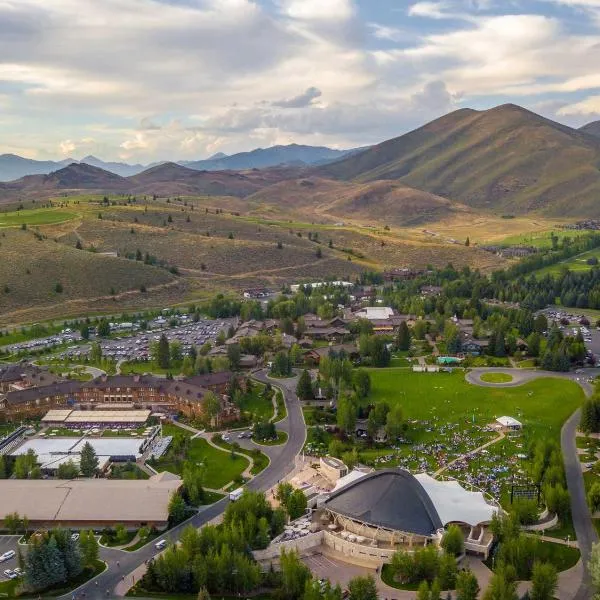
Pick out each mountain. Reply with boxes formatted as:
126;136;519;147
581;121;600;138
322;104;600;216
180;144;356;171
0;154;75;182
80;155;146;177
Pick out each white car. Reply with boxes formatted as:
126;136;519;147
71;533;80;541
3;569;17;580
155;540;167;550
0;551;16;563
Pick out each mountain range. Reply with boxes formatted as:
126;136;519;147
0;144;357;182
2;105;600;219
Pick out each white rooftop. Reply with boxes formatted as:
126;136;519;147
496;416;522;428
12;437;144;459
355;307;394;320
414;473;498;527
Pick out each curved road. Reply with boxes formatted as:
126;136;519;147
468;367;599;600
61;370;305;599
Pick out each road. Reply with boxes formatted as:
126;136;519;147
467;367;599;599
60;370;305;599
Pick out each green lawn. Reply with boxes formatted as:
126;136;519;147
101;530;137;547
367;370;582;435
480;373;514;383
210;434;270;476
155;437;249;489
108;463;150;480
365;369;584;501
516;359;537;369
0;208;77;228
534;247;600;278
237;384;274;421
120;360;182;376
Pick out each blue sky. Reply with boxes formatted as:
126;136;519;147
1;0;600;162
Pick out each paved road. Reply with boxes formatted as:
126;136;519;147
60;370;305;599
467;367;599;599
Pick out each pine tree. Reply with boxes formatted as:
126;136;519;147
0;454;6;479
396;321;411;351
157;333;171;369
295;369;313;400
79;442;99;477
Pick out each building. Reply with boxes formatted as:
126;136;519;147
0;473;182;529
0;373;240;424
318;470;498;561
319;456;348;482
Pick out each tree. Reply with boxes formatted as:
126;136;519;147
315;247;322;259
157;334;171;369
352;369;371;399
279;548;311;600
97;318;111;337
272;351;292;377
482;565;518;600
590;542;600;599
296;370;313;400
286;489;307;520
4;512;22;534
385;404;404;440
465;237;470;247
336;395;357;435
396;321;411;351
197;587;211;600
0;455;6;479
456;569;479;600
79;530;99;566
347;575;378;600
276;482;294;507
227;344;241;371
115;523;129;544
441;524;464;556
14;449;38;479
80;324;90;340
203;391;221;424
417;581;430;600
79;442;99;477
57;459;79;479
168;492;187;525
531;562;558;600
90;341;102;364
590;483;600;513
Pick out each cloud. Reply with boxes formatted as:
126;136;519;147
272;87;322;108
408;2;455;19
277;0;355;21
558;95;600;115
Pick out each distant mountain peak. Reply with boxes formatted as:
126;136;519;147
581;120;600;138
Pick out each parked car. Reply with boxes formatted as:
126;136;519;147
155;540;167;550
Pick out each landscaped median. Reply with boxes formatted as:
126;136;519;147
211;433;270;476
479;372;514;384
254;430;288;446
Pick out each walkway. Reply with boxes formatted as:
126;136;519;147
433;430;505;477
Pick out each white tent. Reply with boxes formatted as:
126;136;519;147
496;416;522;430
414;473;498;527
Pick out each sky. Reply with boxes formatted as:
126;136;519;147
1;0;600;163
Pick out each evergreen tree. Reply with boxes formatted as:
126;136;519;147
396;321;411;351
157;334;171;369
79;442;99;477
347;575;378;600
168;492;187;525
0;454;6;479
531;562;558;600
296;369;313;400
456;569;479;600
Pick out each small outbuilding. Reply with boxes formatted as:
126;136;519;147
496;416;523;431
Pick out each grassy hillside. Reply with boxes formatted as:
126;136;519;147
323;104;600;217
0;228;178;326
245;177;471;226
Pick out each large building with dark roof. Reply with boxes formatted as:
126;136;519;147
317;469;498;562
0;372;240;425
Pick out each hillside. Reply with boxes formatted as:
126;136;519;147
581;121;600;138
181;144;356;171
246;177;469;226
322;104;600;217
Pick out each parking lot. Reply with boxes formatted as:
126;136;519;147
58;317;238;363
0;536;21;581
301;553;376;590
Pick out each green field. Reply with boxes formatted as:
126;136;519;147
362;369;584;500
495;229;573;250
0;208;77;228
534;247;600;277
155;436;249;489
368;370;582;434
480;372;514;383
236;384;274;421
